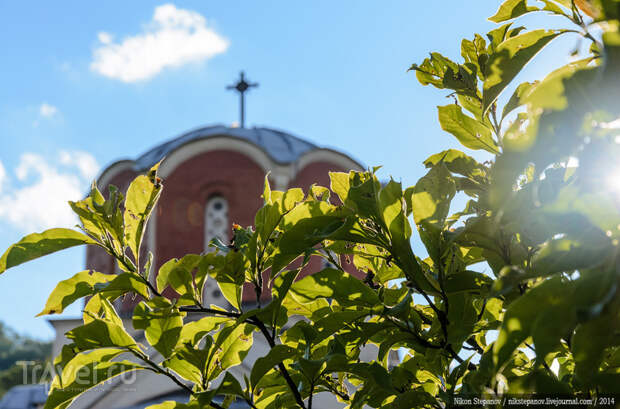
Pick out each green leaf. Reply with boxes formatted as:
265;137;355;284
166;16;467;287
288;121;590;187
281;296;330;320
486;23;523;51
269;269;300;327
377;180;437;292
441;64;479;98
506;369;573;394
501;81;536;119
297;357;327;382
521;59;591;113
447;293;479;346
37;270;113;316
53;347;123;388
308;184;331;201
167;266;197;304
489;0;539;23
178;316;229;345
379;180;412;242
411;164;456;229
287;268;380;308
207;323;254;381
250;344;297;389
124;163;162;268
540;186;620;236
409;52;458;89
461;34;488;83
69;183;106;238
262;173;272;203
46;349;147;409
483;29;565;113
71;184;126;253
530;235;613;276
212;251;246;310
444;270;493;295
256;183;303;246
0;228;96;275
95;272;150;299
314;309;371;343
571;280;620;384
540;0;572;18
216;372;246;399
423;149;483;178
329;171;351;204
164;342;209;384
273;215;346;274
437;105;498;153
493;277;575;369
133;297;185;358
157;254;202;294
346;171;382;218
66;317;138;351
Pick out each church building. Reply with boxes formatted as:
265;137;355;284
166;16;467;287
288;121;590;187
45;73;367;409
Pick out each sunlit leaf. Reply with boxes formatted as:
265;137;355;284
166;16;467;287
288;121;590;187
250;344;297;389
133;297;185;358
0;228;96;275
437;105;498;153
46;349;147;409
489;0;539;23
66;317;138;351
124;163;162;269
38;270;113;316
287;268;380;308
483;29;566;113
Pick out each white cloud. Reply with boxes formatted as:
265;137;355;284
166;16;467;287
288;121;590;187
97;31;113;45
90;4;229;82
39;103;58;118
59;151;99;180
0;151;99;232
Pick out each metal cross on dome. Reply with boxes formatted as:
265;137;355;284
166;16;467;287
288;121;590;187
226;71;258;128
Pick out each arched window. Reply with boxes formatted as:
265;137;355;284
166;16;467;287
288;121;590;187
204;196;229;307
204;196;229;251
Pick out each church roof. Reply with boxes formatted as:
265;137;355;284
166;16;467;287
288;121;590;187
135;125;318;170
0;384;47;409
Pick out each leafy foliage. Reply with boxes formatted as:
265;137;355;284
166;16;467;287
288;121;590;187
2;1;620;407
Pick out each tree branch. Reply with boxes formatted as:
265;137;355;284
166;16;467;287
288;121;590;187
248;316;307;409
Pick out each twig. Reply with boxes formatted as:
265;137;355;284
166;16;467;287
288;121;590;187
179;306;241;319
243;397;259;409
466;337;485;354
385;316;442;350
308;380;314;409
322;247;345;272
248;316;307;409
525;342;557;379
446;345;477;371
128;349;230;408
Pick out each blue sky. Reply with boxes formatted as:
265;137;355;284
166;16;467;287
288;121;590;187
0;1;580;339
